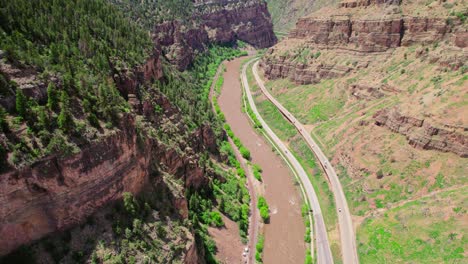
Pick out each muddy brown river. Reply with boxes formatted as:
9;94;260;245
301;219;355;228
218;57;306;264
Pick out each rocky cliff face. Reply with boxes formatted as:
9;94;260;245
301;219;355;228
0;88;215;256
155;0;277;69
261;0;467;83
374;108;468;157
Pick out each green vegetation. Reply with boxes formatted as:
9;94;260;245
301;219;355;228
110;0;194;28
15;89;28;119
0;0;150;71
255;235;265;263
0;0;151;167
358;188;467;263
252;164;263;182
245;103;263;128
212;164;250;240
222;124;252;160
305;249;313;264
257;196;270;223
256;100;298;139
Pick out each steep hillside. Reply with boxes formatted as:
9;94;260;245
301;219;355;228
0;0;275;262
112;0;277;69
266;0;340;33
260;0;467;262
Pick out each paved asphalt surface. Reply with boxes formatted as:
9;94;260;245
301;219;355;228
242;59;334;264
252;60;359;264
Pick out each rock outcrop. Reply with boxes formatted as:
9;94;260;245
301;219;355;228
260;56;352;84
289;17;403;52
374;108;468;157
197;0;277;48
155;0;277;70
339;0;400;8
261;0;466;83
0;88;216;255
113;49;164;100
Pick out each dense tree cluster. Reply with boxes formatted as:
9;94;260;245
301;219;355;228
0;0;151;168
109;0;194;28
0;0;150;71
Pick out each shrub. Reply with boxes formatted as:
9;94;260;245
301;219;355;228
256;235;264;253
237;167;246;178
210;211;224;227
57;91;74;132
123;192;138;215
304;227;311;243
253;164;262;181
239;146;251;160
46;130;79;156
258;196;270;222
305;250;313;264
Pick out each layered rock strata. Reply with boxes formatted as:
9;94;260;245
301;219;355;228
262;1;466;83
0;91;216;256
374;108;468;157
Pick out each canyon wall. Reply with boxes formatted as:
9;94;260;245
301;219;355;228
262;1;466;84
259;0;467;157
155;0;277;69
0;93;215;256
0;0;278;258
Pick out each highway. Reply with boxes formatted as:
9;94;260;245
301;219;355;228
241;59;334;264
252;60;359;264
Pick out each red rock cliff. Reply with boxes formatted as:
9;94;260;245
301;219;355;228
262;0;466;83
154;0;277;69
0;91;216;256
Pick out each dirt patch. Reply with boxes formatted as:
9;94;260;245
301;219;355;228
208;214;244;264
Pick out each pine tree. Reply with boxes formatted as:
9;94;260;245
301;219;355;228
0;107;8;132
47;82;59;111
57;91;74;132
37;106;50;131
15;89;28;119
219;196;226;213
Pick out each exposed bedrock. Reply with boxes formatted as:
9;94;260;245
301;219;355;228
155;0;277;70
374;108;468;157
262;7;466;83
0;101;217;255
